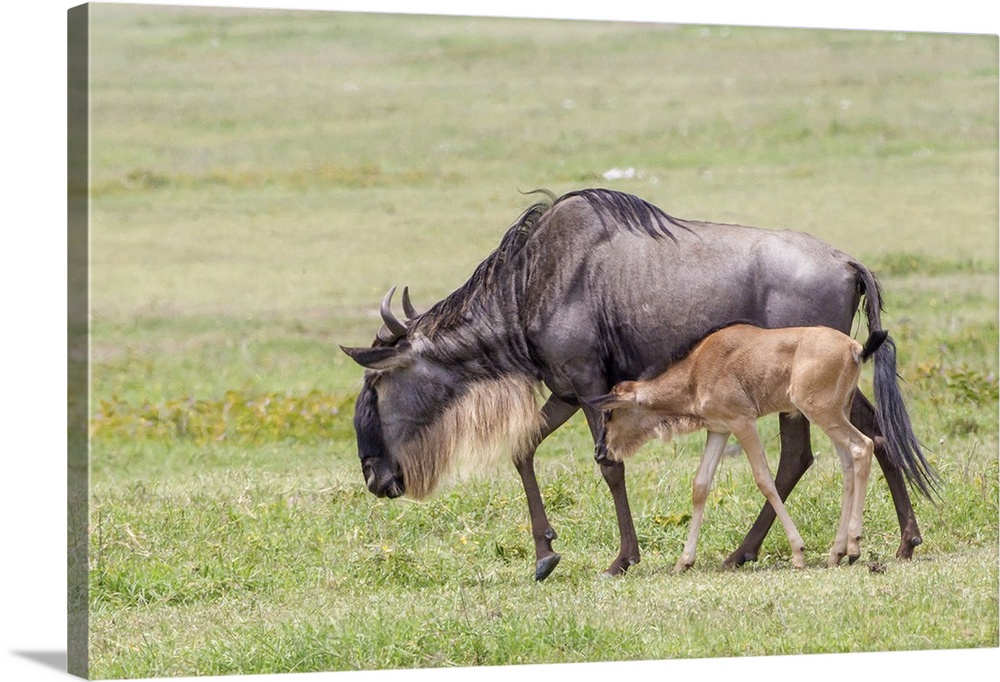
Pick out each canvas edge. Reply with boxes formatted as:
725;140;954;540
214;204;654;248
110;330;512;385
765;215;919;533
68;3;91;679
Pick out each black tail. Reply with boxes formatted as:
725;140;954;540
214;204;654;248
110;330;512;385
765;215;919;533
852;262;941;500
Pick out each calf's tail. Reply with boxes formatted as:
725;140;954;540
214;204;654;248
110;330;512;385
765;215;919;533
859;329;889;362
852;261;941;501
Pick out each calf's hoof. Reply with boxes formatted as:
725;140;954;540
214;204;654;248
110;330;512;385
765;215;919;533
534;553;561;582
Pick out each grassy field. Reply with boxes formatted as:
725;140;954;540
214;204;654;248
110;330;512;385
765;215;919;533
85;6;998;679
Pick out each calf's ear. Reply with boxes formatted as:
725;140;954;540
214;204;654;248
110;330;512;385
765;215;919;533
340;343;412;371
585;393;626;411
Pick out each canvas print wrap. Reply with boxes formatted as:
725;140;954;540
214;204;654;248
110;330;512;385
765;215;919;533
69;3;999;679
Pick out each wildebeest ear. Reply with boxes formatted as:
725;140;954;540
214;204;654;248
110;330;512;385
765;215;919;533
340;343;412;371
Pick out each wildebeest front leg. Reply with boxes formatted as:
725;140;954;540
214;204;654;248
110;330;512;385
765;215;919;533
849;390;923;560
598;460;640;576
513;395;579;581
725;412;813;568
585;405;640;577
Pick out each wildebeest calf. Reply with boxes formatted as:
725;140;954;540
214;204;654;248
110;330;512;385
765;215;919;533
592;323;887;572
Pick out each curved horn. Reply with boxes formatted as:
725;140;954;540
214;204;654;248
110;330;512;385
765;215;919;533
401;286;419;320
379;286;408;340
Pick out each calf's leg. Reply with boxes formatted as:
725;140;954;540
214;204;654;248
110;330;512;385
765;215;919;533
732;420;806;569
725;412;813;568
802;395;876;566
849;390;923;560
842;426;875;563
827;443;857;566
675;431;730;573
728;391;923;567
820;427;874;565
847;433;874;562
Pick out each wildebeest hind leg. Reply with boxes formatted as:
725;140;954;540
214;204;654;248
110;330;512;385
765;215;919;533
514;396;578;581
725;412;813;568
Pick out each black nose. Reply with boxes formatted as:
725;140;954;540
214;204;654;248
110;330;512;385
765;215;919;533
379;478;404;499
362;459;404;498
369;473;404;499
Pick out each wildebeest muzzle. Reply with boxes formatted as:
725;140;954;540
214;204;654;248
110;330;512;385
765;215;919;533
362;457;405;499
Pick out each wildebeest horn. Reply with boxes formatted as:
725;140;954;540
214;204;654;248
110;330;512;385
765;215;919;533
401;286;418;320
378;286;408;341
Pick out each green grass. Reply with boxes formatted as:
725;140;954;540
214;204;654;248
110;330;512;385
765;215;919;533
84;6;998;679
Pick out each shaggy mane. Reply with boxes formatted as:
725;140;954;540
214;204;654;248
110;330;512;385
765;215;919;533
561;188;690;241
414;193;552;339
415;189;690;342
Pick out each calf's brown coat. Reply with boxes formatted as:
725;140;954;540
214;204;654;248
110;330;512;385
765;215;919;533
594;324;886;571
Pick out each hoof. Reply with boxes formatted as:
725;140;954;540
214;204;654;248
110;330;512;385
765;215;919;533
534;553;561;582
602;556;638;578
723;551;757;569
896;535;922;561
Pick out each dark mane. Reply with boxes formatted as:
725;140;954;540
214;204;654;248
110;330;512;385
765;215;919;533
414;188;688;341
560;188;690;242
415;192;555;337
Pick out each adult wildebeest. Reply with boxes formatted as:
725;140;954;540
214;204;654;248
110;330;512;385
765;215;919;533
341;188;937;580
